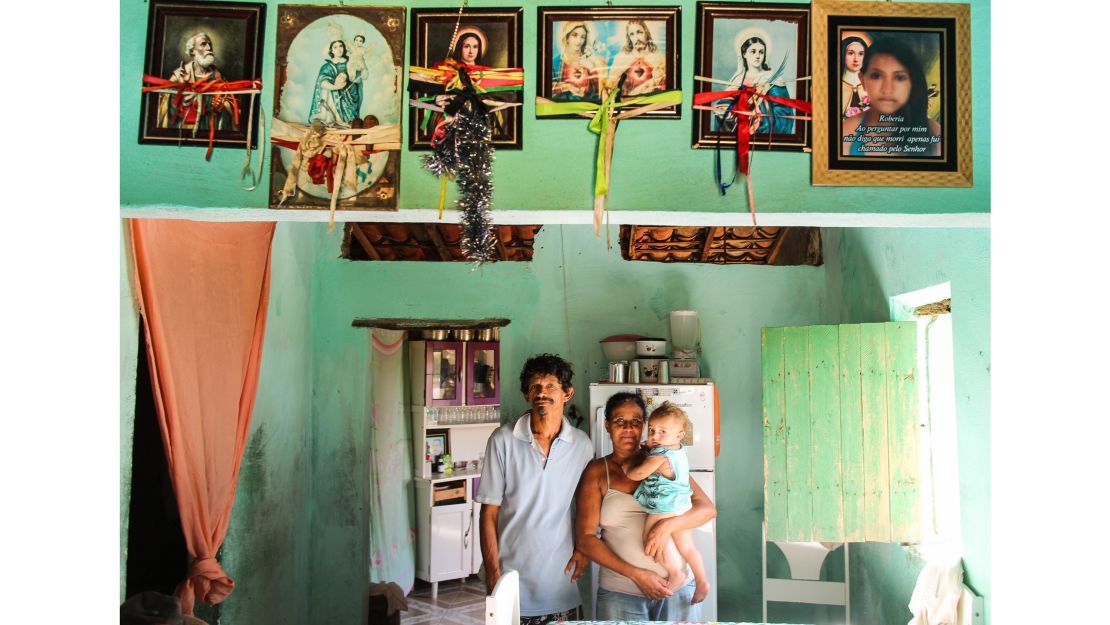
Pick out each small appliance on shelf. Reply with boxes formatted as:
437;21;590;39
669;310;701;378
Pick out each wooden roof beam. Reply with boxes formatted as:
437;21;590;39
350;224;381;260
422;224;453;261
700;226;719;262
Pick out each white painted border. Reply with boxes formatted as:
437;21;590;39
120;206;990;228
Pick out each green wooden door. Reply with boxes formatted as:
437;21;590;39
762;322;921;542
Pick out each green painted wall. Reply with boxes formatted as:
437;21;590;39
306;223;830;623
120;224;140;601
120;0;990;215
118;222;317;624
119;223;990;624
823;227;991;625
218;223;316;625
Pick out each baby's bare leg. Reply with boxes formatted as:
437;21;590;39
643;513;684;589
672;528;710;603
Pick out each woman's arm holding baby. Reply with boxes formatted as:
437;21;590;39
643;475;717;560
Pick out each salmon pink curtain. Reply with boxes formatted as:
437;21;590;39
129;218;276;615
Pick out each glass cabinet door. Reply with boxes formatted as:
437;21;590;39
466;341;500;406
425;341;463;406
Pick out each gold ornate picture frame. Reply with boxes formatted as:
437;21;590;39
811;0;972;187
269;4;405;210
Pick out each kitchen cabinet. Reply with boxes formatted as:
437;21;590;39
414;475;483;599
414;341;465;407
465;341;500;405
410;335;501;593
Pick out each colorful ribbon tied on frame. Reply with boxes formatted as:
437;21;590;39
408;60;524;216
692;83;811;225
535;88;683;244
270;118;401;231
142;75;263;161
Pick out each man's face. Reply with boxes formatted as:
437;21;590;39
627;23;647;50
192;36;215;66
524;373;573;419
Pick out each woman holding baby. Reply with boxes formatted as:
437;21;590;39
574;392;716;619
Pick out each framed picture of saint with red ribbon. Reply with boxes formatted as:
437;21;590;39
138;0;266;151
692;2;811;152
408;7;524;150
811;0;972;187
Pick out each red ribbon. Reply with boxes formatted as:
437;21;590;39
142;75;262;160
693;87;812;176
307;153;334;191
694;87;811;224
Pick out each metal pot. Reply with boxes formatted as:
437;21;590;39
422;329;449;340
453;329;475;341
476;328;497;341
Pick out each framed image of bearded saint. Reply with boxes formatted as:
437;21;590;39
138;0;266;149
538;6;681;119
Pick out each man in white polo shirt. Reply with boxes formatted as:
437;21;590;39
476;353;594;624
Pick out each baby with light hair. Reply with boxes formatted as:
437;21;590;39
622;401;710;603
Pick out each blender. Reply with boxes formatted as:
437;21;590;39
669;310;701;378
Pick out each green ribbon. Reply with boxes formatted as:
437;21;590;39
535;90;683;198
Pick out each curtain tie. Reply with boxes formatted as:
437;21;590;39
176;555;235;615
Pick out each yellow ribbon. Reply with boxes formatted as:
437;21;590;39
536;90;682;239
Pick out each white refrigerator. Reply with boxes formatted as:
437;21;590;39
587;382;718;620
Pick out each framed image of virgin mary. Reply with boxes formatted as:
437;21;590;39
409;7;523;150
692;2;810;151
269;5;405;210
811;0;972;186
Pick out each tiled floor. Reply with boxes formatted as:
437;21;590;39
402;576;487;625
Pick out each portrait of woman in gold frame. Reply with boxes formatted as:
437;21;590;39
811;0;972;187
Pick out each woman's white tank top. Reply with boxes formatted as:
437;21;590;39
598;459;692;595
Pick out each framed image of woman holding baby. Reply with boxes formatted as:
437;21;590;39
268;5;404;210
811;0;972;187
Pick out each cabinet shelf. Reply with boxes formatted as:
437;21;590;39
416;469;483;483
422;421;500;430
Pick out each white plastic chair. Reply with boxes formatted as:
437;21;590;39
762;523;850;624
486;569;520;625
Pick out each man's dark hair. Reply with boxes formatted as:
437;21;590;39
519;353;574;394
604;391;646;422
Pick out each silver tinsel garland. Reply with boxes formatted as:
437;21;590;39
421;105;496;265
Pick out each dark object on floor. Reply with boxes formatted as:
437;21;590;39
121;591;184;625
368;593;401;625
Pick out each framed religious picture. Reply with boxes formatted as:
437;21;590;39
692;2;810;151
409;7;524;150
138;0;266;149
811;0;972;186
537;6;681;118
425;430;449;462
269;5;405;210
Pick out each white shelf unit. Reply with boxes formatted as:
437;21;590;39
409;339;501;596
414;476;485;599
